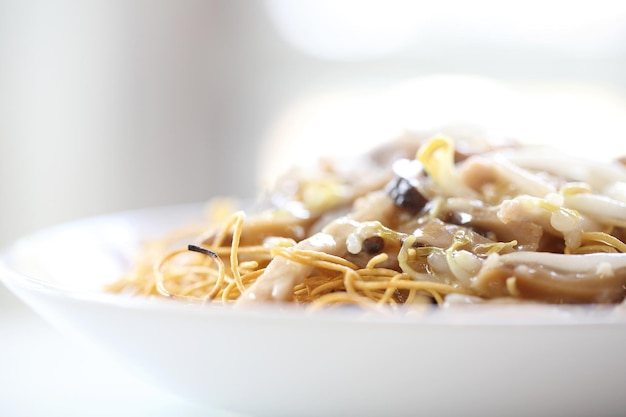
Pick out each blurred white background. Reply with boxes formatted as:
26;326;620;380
1;0;626;247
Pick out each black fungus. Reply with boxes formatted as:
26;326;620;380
362;236;385;254
441;210;472;225
387;177;428;215
440;211;494;239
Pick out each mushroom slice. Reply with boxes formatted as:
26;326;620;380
472;252;626;303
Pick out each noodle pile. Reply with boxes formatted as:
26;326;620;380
109;133;626;308
109;209;466;308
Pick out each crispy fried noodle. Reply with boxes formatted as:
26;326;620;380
109;133;626;309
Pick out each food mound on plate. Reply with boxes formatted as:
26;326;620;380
110;132;626;308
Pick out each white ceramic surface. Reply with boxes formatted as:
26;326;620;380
2;204;626;417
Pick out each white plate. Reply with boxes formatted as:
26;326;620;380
2;204;626;417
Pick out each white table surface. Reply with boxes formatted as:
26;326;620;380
0;284;245;417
